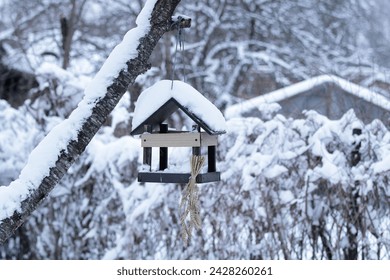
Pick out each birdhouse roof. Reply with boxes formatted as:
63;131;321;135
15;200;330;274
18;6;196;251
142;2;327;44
131;80;226;135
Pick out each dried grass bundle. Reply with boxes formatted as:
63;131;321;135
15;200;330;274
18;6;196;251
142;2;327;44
179;155;205;246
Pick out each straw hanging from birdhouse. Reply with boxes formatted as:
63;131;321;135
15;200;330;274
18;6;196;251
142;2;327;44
179;155;205;246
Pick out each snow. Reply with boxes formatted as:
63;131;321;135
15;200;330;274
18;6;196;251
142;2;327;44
225;75;390;119
36;62;75;86
128;185;164;223
132;80;227;133
0;28;14;41
312;159;343;185
75;136;140;187
263;164;288;179
279;190;295;204
0;0;157;221
83;1;156;102
372;155;390;174
136;0;158;26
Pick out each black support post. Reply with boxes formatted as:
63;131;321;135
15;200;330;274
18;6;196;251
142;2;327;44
208;146;216;172
159;123;168;170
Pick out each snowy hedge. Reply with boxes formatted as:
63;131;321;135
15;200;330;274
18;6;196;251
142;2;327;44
215;109;390;259
2;99;390;259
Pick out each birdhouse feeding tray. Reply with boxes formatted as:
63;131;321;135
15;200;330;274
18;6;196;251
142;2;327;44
131;80;226;184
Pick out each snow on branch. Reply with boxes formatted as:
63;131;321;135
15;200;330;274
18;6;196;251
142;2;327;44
0;0;188;245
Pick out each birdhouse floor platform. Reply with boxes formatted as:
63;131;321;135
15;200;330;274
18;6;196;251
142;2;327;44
138;171;220;184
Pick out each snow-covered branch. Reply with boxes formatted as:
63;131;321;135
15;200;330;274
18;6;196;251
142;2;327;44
0;0;187;245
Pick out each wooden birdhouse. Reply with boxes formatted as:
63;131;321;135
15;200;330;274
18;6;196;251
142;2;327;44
131;80;226;184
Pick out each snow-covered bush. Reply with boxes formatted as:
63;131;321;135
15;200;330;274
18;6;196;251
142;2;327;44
210;109;390;259
28;62;86;120
4;102;390;259
0;100;41;186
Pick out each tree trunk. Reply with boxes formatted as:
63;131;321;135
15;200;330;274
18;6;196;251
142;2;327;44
0;0;190;245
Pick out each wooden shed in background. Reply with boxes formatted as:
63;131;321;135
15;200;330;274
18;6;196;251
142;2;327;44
225;75;390;125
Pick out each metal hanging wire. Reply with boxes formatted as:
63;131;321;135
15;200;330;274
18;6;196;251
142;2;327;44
171;17;186;89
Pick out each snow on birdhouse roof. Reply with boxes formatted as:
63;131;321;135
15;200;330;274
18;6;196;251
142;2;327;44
225;75;390;120
131;80;226;135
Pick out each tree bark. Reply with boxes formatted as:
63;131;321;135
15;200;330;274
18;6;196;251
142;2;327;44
0;0;190;245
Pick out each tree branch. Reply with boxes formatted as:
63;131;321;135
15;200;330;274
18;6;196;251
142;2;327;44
0;0;189;245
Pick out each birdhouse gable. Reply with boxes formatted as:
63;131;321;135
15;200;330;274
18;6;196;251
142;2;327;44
131;80;226;135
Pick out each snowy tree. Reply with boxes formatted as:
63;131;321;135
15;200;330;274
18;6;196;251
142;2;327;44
165;0;389;108
0;0;190;245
